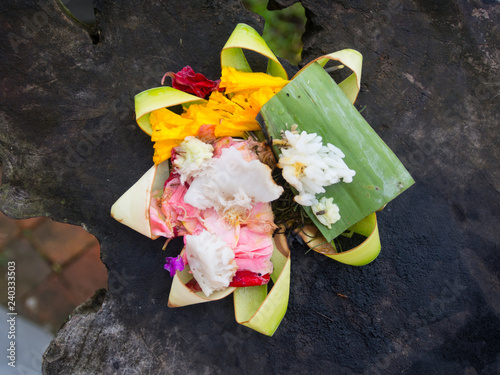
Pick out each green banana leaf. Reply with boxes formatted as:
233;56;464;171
261;62;414;242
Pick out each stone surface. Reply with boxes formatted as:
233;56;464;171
0;0;498;374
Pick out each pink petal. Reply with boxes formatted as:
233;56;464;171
150;196;175;238
233;227;274;274
201;208;240;248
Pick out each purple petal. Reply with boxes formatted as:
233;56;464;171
164;255;185;277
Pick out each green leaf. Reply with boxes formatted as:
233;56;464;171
299;49;363;103
261;62;414;242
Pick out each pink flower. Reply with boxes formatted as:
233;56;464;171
150;196;176;238
150;137;280;285
233;226;274;275
201;208;240;248
163;179;198;222
197;124;216;143
164;180;203;236
150;173;203;238
240;202;277;235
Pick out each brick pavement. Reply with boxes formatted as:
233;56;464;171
0;211;107;333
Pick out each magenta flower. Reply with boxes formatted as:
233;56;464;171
161;66;220;99
164;255;185;277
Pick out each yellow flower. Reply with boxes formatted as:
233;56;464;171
249;86;282;109
150;108;198;140
149;108;199;163
153;139;183;164
220;67;289;94
149;68;289;164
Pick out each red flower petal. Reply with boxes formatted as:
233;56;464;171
229;270;271;287
162;66;221;99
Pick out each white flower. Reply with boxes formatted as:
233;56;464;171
278;130;355;206
184;230;237;297
173;136;214;184
312;197;341;229
184;146;283;213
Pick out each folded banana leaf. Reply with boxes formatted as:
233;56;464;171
261;62;414;242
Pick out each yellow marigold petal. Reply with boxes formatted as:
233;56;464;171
214;120;260;138
206;91;238;110
220;67;289;94
149;108;201;164
150;108;198;141
185;104;224;129
153;139;183;164
231;93;253;111
150;107;192;128
149;108;196;142
147;69;287;165
232;107;258;125
249;86;281;109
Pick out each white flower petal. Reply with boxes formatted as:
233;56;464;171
184;147;283;213
278;130;355;206
312;197;341;229
185;230;237;297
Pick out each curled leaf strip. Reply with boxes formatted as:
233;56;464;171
295;49;363;104
298;212;380;266
135;87;206;136
221;23;288;80
110;160;170;239
233;230;291;336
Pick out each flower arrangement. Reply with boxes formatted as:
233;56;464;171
111;24;414;336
